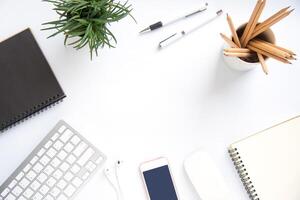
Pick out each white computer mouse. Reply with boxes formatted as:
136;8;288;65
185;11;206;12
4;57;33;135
184;150;233;200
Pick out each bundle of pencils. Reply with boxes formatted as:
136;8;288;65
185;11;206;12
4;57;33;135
220;0;296;75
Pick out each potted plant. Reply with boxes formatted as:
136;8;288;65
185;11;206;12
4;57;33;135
42;0;135;59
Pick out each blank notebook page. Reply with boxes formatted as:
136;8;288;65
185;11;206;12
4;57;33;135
229;116;300;200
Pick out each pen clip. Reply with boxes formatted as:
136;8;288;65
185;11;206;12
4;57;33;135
159;33;177;48
185;3;208;18
159;31;186;48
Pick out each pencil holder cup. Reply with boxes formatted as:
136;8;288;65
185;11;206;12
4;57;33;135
223;23;276;72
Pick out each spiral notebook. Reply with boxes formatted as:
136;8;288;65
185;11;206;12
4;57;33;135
0;28;66;132
228;116;300;200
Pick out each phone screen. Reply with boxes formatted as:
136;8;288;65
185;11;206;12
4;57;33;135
143;165;178;200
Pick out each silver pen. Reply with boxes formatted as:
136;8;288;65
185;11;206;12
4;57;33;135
158;10;223;48
140;3;208;33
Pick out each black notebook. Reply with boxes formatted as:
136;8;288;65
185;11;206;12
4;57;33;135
0;29;66;132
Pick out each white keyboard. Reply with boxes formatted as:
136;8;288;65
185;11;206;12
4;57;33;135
0;120;106;200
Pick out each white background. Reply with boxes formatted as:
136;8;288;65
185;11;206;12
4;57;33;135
0;0;300;199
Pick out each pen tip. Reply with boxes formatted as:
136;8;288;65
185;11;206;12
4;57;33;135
139;27;149;34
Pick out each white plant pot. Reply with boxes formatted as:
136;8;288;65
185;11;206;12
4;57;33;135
223;45;259;71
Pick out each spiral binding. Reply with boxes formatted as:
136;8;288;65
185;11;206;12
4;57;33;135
0;94;64;133
228;147;260;200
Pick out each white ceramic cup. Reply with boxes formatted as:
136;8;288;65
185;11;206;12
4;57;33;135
223;23;276;72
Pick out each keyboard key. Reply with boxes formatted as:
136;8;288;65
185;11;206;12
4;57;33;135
47;148;57;158
50;187;60;197
64;143;74;152
37;173;47;183
73;142;87;157
60;129;73;142
46;177;56;187
57;150;68;160
53;140;64;151
58;125;66;133
44;140;53;149
53;169;63;180
60;162;70;172
15;172;24;181
64;185;76;197
57;194;68;200
70;135;80;145
51;158;61;168
95;156;104;164
32;192;43;200
72;177;83;187
40;155;51;166
11;186;22;197
23;188;34;198
40;185;50;195
81;172;90;180
18;196;26;200
66;154;76;164
86;161;97;172
26;171;37;181
23;164;31;173
33;163;43;173
5;194;16;200
1;188;10;197
64;172;73;181
30;156;39;165
12;186;22;196
57;179;67;190
44;165;55;175
8;180;17;189
19;178;30;189
30;180;41;191
44;195;54;200
78;148;94;166
37;148;46;157
70;164;81;174
51;133;60;141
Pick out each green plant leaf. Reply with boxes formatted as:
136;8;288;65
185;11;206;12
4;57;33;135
42;0;134;59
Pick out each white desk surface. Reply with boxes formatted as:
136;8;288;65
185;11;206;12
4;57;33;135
1;0;300;199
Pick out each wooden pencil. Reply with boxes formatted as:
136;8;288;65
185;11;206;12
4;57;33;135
220;33;239;48
252;40;293;59
257;53;268;75
227;14;241;47
224;52;252;58
224;48;251;53
251;9;294;39
242;0;266;47
240;0;264;46
249;40;290;59
254;39;296;56
248;44;291;64
254;6;290;33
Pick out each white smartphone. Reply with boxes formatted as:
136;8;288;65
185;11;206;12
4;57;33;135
140;157;179;200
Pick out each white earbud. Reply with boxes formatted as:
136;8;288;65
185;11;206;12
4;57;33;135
104;160;124;200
